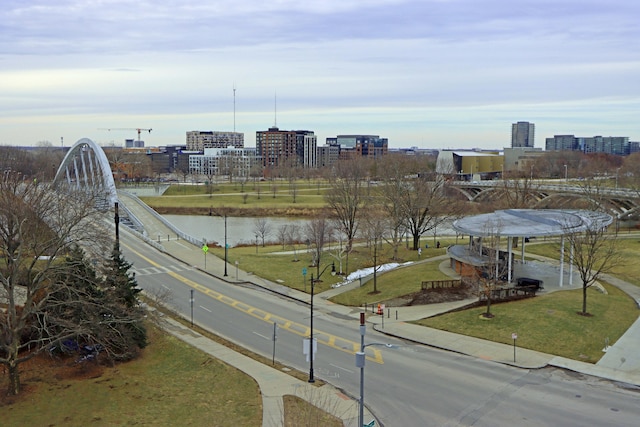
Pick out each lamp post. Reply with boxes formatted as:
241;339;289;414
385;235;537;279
211;209;229;276
308;261;335;383
223;213;228;277
356;312;393;427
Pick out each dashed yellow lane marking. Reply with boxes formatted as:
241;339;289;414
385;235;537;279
127;244;383;364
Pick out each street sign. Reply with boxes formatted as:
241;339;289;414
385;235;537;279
364;420;376;427
302;267;307;276
512;333;518;340
202;244;209;253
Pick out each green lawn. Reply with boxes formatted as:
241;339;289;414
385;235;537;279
141;180;332;210
210;238;456;295
329;258;452;306
416;283;638;363
524;235;640;287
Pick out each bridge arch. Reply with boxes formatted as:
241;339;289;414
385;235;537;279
52;138;118;208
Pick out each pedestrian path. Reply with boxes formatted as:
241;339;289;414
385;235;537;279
120;191;640;426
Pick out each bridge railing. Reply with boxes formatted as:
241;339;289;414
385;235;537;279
117;190;203;247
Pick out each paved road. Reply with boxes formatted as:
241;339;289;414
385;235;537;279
120;227;640;426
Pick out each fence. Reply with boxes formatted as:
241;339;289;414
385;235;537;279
421;279;461;290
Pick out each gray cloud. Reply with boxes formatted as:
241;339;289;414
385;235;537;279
1;0;639;147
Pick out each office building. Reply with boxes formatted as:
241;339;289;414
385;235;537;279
328;135;388;159
545;135;632;155
186;131;244;151
511;122;535;148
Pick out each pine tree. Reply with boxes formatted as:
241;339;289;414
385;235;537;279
104;243;141;308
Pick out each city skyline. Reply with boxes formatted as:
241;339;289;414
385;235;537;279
1;1;639;149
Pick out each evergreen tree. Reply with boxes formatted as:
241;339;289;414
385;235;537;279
104;243;141;308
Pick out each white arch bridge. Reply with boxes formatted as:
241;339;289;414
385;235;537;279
52;138;118;210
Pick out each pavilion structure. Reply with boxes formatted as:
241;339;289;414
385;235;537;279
448;209;613;287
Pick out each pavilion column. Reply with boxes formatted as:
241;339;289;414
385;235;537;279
521;236;526;263
559;236;565;288
495;236;500;280
507;237;513;283
569;240;574;286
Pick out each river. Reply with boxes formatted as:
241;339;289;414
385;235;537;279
162;214;457;248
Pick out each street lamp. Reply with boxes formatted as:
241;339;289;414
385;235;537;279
211;208;228;277
222;213;228;277
356;312;394;427
308;261;335;383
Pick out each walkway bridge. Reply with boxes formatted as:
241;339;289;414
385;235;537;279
52;138;118;211
450;180;640;220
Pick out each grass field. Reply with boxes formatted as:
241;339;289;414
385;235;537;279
4;324;262;426
208;238;457;295
416;282;638;362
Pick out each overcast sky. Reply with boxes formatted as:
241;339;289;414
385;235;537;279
1;0;639;149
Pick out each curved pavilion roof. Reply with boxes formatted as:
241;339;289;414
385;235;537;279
452;209;613;238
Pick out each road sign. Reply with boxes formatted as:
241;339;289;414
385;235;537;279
302;267;307;276
364;420;376;427
202;244;209;253
512;333;518;340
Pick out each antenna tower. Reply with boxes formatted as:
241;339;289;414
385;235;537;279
274;92;277;128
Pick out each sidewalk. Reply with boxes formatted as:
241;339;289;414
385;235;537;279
120;191;640;426
157;311;369;427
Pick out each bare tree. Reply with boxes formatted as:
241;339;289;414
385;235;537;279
562;215;621;315
495;170;541;210
287;224;301;262
203;157;217;198
253;218;271;247
403;174;459;250
277;224;289;250
378;156;418;260
327;227;347;275
0;173;143;395
289;180;299;203
362;210;388;294
305;217;333;277
325;159;368;274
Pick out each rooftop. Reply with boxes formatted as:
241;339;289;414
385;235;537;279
452;209;613;238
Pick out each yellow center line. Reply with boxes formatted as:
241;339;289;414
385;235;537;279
126;243;384;364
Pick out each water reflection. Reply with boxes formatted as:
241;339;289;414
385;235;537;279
163;214;456;248
163;215;312;247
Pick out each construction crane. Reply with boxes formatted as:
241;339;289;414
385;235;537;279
99;128;152;141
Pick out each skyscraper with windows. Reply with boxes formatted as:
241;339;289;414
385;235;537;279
511;122;535;148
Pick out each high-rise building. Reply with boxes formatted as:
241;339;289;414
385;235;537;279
511;122;535;148
302;133;317;168
255;127;298;169
186;131;244;151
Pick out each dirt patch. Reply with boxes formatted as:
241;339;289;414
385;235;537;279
383;282;478;307
0;353;105;405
